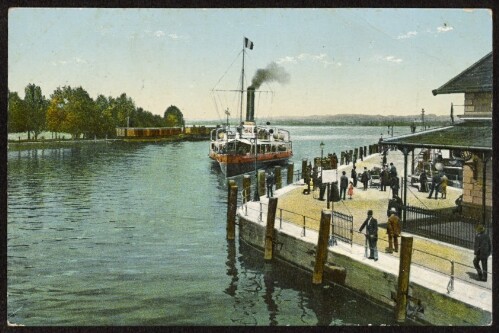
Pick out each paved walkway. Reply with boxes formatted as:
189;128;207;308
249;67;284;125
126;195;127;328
239;149;492;314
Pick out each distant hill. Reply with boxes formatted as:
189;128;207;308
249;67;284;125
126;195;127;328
190;113;454;126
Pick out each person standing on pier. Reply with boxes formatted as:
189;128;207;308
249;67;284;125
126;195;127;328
386;207;401;253
339;171;348;200
266;171;275;198
359;210;378;261
361;167;369;190
390;176;400;198
427;172;441;199
351;166;358;187
473;224;491;282
347;181;354;199
419;170;428;192
303;165;311;195
379;165;387;192
440;174;448;199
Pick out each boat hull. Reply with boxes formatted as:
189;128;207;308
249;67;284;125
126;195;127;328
210;151;292;177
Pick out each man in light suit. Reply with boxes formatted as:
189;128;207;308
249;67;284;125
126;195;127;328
359;210;378;261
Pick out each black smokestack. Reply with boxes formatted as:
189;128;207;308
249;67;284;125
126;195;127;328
246;87;255;122
250;62;290;89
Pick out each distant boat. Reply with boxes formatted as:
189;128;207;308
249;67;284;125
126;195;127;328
208;39;293;177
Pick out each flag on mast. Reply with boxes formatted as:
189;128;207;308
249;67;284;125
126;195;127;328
244;37;254;50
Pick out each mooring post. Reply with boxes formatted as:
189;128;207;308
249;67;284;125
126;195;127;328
275;166;282;190
243;175;251;203
226;184;238;240
287;162;294;185
395;236;413;322
258;170;266;198
312;209;332;285
264;197;278;261
301;158;307;179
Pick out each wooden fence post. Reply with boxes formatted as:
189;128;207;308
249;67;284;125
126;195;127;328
287;162;294;185
312;209;332;284
395;236;413;322
264;197;278;261
243;175;251;203
275;166;282;190
226;184;238;240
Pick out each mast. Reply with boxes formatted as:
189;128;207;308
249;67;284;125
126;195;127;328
240;39;245;124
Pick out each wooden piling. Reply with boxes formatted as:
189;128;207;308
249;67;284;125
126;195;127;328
326;183;330;209
264;197;278;261
312;209;332;284
301;159;307;179
287;162;294;185
395;236;414;322
243;175;251;203
226;184;238;240
275;166;282;190
258;170;266;198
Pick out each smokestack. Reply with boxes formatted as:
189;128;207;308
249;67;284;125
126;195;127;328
246;87;255;122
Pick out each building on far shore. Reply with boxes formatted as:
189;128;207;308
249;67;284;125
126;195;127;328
380;52;492;225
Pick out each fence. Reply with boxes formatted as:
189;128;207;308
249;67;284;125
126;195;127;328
240;200;491;292
403;205;486;250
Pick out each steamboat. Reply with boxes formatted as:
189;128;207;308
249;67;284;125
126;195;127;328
209;39;293;177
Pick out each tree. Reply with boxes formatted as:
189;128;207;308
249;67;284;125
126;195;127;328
163;105;184;127
8;91;28;134
24;84;48;140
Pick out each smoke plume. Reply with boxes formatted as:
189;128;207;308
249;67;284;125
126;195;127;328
250;62;290;89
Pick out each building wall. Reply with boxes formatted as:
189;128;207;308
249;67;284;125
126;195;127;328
464;92;492;116
462;155;493;220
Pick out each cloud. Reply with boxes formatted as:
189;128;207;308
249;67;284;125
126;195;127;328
383;55;403;63
154;30;165;37
396;31;418;39
51;57;87;66
437;24;454;33
276;53;340;67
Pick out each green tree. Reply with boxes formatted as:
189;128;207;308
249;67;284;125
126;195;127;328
163;105;184;127
8;91;28;134
46;94;67;139
24;84;48;140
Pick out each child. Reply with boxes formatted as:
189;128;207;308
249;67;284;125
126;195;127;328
347;181;354;199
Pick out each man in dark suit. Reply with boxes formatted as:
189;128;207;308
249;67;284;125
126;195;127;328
359;210;378;261
339;171;349;200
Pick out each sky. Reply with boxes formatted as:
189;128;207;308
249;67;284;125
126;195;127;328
8;8;493;123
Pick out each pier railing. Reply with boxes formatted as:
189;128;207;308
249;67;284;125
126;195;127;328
402;204;485;250
241;201;491;292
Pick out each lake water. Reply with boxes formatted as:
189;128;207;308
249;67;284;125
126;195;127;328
7;126;414;326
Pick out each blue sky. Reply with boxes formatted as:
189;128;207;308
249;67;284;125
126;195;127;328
8;8;492;122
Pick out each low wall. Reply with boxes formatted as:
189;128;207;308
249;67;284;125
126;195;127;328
238;214;491;326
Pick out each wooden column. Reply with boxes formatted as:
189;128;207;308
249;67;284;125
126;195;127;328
395;236;413;322
226;184;238;240
243;175;251;203
264;197;278;261
312;209;332;284
287;162;294;185
275;166;282;190
301;159;308;179
258;170;266;198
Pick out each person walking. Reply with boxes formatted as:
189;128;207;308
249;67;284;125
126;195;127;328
473;224;491;282
361;167;369;191
440;174;448;199
386;207;401;253
347;181;354;199
339;171;348;200
303;164;311;195
427;172;441;199
266;171;274;198
351;166;358;187
359;210;378;261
